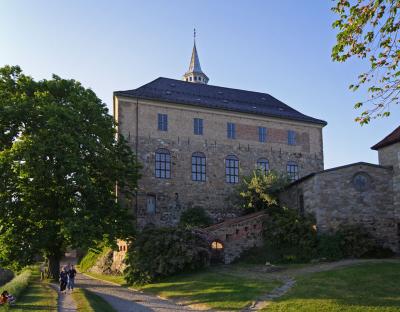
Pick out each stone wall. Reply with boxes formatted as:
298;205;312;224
115;97;324;227
378;142;400;224
280;163;399;252
204;211;266;264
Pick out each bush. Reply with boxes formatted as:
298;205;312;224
0;268;31;300
124;227;210;285
179;207;212;228
317;233;344;261
233;170;289;214
263;208;317;263
338;225;376;258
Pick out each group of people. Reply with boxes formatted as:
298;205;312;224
0;290;16;305
59;264;76;294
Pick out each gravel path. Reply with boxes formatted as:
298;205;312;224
75;273;198;312
49;283;77;312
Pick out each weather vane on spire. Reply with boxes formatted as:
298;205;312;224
194;28;196;42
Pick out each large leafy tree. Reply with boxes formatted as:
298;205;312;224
332;0;400;124
0;66;139;278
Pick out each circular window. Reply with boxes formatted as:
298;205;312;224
352;172;370;192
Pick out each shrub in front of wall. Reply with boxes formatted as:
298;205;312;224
263;207;318;263
124;226;210;285
316;233;344;261
337;224;375;258
179;207;213;228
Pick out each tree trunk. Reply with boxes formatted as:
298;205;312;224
47;255;60;280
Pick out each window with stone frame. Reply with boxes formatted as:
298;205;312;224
157;113;168;131
287;161;299;181
155;148;171;179
256;158;269;174
258;126;267;142
146;194;156;214
288;130;296;145
194;118;203;135
227;122;236;139
192;152;206;181
225;155;239;183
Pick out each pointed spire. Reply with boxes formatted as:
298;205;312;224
182;29;209;84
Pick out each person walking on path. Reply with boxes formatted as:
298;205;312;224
67;265;77;291
59;267;68;294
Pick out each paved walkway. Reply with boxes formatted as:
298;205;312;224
75;273;199;312
49;283;77;312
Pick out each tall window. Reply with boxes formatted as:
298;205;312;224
225;155;239;183
257;158;269;174
287;161;299;181
158;113;168;131
155;148;171;179
194;118;203;135
146;194;156;214
192;152;206;181
288;130;296;145
258;127;267;142
227;122;236;139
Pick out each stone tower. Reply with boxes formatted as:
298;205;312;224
182;29;209;84
372;125;400;240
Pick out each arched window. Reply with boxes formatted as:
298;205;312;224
155;148;171;179
211;241;224;250
225;155;239;183
192;152;206;181
257;158;269;174
287;161;299;181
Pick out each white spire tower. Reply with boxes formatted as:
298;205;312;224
182;29;209;84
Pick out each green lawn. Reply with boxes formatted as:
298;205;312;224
265;262;400;312
1;270;57;311
138;271;280;311
72;288;117;312
81;271;126;286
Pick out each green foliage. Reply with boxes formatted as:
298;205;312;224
316;233;344;261
79;246;111;272
179;207;212;228
332;0;400;124
234;170;289;214
263;208;318;263
338;224;376;258
124;227;210;285
0;66;139;275
0;268;31;300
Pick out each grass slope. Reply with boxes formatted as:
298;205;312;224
73;288;117;312
265;262;400;312
138;271;280;311
1;270;57;312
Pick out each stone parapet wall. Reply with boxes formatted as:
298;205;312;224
204;211;266;264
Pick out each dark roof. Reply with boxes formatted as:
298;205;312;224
371;126;400;150
114;77;327;126
286;162;392;187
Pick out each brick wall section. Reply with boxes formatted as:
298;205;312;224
115;97;324;227
204;211;266;264
280;163;399;252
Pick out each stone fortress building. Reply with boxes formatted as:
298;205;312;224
281;126;400;253
113;35;399;261
114;37;326;228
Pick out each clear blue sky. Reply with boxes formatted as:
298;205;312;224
1;1;399;169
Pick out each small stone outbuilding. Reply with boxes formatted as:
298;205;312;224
280;126;400;253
